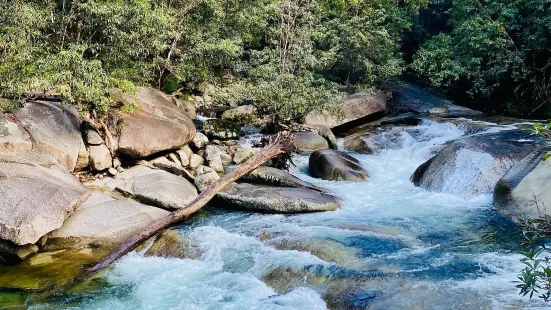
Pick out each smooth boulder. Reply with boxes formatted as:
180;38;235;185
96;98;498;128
303;92;388;128
0;153;90;245
309;149;368;182
217;183;340;213
494;149;551;219
411;131;537;197
0;113;32;153
49;193;168;247
293;131;329;153
115;166;198;210
243;166;325;192
13;101;84;171
115;87;196;158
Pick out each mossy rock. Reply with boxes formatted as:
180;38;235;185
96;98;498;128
202;119;242;139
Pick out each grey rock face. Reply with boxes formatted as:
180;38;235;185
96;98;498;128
0;153;90;245
50;193;168;247
217;183;340;213
304;92;388;128
292;131;329;153
14;101;84;171
411;131;537;197
115;167;198;210
494;149;551;219
89;144;112;171
115;87;196;158
243;166;325;192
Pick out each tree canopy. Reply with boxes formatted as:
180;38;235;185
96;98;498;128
0;0;426;118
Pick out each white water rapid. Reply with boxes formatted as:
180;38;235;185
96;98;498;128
35;120;550;309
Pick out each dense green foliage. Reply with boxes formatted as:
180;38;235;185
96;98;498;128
518;214;551;301
409;0;551;116
0;0;426;117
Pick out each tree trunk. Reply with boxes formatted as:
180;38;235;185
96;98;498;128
43;131;295;297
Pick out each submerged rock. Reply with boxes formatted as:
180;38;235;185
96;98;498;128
411;131;537;197
114;87;196;158
304;92;389;128
243;166;325;192
144;230;202;259
0;153;90;245
217;183;340;213
292;131;329;152
309;149;368;182
494;149;551;219
115;167;198;210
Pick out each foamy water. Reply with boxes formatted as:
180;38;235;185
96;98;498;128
32;120;549;309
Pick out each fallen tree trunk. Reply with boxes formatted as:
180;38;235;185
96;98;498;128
43;131;294;297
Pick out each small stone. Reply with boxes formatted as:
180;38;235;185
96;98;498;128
205;145;224;173
89;144;112;171
168;153;181;165
117;166;125;173
192;132;209;149
177;150;190;167
220;153;232;166
180;145;193;159
194;165;220;191
113;158;122;168
108;167;118;176
189;154;204;169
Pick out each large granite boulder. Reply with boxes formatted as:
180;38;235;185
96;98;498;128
293;131;329;153
217;183;340;213
303;92;388;128
391;82;482;117
13;101;84;171
411;131;538;197
0;153;90;245
494;149;551;219
243;166;325;192
49;193;168;248
114;166;198;210
0;113;32;153
114;87;196;158
309;149;368;182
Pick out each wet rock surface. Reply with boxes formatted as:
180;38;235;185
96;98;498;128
309;149;368;182
494;149;551;219
412;131;538;197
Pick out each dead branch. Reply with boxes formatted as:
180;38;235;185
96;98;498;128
42;131;295;298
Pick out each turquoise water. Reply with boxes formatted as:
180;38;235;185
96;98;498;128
12;120;551;309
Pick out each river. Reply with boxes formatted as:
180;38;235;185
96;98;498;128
10;119;551;309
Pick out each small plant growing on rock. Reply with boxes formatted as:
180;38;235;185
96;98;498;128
517;200;551;301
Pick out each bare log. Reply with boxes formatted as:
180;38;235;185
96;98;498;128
86;131;295;276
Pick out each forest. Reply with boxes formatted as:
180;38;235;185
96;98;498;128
1;0;549;119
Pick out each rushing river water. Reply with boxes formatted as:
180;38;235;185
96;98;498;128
10;119;551;309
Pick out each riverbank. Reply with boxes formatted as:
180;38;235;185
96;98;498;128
0;82;550;308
